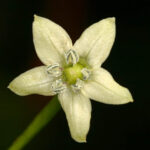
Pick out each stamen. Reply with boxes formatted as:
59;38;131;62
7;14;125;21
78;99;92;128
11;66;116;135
81;68;91;80
51;79;66;94
71;78;84;92
65;49;79;65
47;63;62;77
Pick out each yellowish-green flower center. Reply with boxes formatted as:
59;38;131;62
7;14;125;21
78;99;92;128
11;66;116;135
63;63;84;84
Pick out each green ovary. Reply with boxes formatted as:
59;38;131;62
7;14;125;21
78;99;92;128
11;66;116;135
63;63;84;84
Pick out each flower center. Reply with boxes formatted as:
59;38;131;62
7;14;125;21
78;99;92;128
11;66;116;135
47;50;91;94
63;63;84;84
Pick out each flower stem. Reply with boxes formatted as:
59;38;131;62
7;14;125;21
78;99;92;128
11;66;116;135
8;96;61;150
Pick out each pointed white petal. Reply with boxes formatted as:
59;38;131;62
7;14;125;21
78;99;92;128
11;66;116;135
8;66;55;96
82;68;133;104
58;89;91;142
73;17;115;67
33;15;72;65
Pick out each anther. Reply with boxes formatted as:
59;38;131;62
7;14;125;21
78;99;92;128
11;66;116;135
71;78;84;92
65;49;79;65
51;79;66;94
81;68;91;80
47;63;62;77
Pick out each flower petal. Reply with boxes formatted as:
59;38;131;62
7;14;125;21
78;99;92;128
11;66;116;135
82;68;133;104
73;17;115;67
33;15;72;65
8;66;55;96
58;89;91;142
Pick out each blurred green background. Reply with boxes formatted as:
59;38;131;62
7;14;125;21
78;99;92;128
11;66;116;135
0;0;150;149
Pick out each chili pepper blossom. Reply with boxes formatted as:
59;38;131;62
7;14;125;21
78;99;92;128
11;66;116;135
8;15;133;143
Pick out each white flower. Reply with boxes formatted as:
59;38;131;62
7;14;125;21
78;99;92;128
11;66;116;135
8;15;133;143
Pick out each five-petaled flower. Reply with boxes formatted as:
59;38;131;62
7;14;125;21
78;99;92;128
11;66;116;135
8;15;133;142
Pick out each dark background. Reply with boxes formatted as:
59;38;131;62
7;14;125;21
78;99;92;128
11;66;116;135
0;0;150;149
